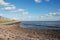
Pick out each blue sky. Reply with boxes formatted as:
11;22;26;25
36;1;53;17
0;0;60;21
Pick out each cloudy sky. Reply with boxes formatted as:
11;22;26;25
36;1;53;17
0;0;60;21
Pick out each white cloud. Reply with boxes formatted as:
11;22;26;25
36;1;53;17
0;0;11;6
0;0;16;11
22;16;41;21
10;9;30;21
44;13;53;17
10;11;60;21
40;16;44;18
45;0;50;2
22;12;29;16
48;12;60;16
0;12;59;21
0;0;15;6
12;18;19;20
48;12;59;17
38;12;60;21
34;0;41;3
0;13;4;16
10;9;29;15
10;9;26;12
0;6;16;11
34;0;50;3
17;9;25;12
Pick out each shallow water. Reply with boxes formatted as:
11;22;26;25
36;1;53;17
20;21;60;30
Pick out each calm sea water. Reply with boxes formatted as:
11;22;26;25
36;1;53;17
20;21;60;30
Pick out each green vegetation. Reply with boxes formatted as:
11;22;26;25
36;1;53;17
0;38;3;40
0;20;11;23
0;19;17;23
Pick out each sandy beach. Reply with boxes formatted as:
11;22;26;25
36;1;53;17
0;23;60;40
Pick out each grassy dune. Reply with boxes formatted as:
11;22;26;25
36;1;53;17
0;20;11;23
0;19;17;23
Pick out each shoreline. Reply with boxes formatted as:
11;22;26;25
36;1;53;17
0;22;60;40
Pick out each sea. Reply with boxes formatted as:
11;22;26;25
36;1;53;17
20;21;60;30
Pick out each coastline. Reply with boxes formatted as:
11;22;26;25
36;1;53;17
0;22;60;40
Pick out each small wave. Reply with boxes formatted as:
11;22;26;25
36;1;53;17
23;23;60;28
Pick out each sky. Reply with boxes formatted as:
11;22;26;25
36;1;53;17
0;0;60;21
